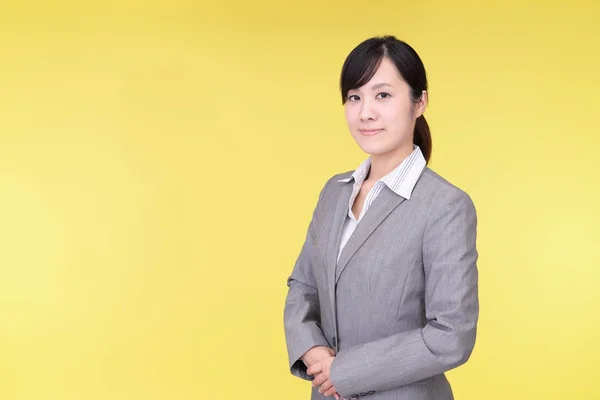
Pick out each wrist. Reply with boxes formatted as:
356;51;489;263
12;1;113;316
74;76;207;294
301;346;333;366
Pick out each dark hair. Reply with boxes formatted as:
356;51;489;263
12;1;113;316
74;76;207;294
340;35;432;163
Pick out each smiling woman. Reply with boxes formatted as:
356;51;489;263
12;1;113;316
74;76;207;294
341;38;431;165
284;36;479;400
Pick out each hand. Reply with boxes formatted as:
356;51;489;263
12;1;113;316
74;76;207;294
307;355;340;398
301;346;335;367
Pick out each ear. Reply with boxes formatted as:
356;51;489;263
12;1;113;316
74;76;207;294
415;90;428;118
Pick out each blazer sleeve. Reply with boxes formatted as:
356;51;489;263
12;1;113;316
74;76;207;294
284;178;332;381
330;189;479;397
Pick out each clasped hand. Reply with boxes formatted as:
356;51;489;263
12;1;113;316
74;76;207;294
302;346;344;399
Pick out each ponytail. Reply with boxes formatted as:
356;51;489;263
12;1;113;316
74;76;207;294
413;115;432;163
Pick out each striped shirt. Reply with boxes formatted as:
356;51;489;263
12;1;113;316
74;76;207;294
336;145;427;261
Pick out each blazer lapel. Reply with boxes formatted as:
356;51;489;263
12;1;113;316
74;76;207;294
326;182;353;316
335;186;405;283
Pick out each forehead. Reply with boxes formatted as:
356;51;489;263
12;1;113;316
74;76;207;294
357;57;405;90
370;58;403;82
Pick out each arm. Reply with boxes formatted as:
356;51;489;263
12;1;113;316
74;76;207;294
330;189;479;396
284;178;333;380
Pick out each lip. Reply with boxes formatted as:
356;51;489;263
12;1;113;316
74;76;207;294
359;129;383;136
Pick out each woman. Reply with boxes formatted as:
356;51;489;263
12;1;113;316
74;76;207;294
283;35;479;400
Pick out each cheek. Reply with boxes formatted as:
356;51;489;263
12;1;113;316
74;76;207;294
382;104;410;127
344;106;357;126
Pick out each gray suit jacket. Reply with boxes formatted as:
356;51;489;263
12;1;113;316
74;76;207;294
284;167;479;400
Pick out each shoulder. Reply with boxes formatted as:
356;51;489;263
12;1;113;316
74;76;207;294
317;170;354;194
418;167;476;211
310;170;354;210
328;170;354;184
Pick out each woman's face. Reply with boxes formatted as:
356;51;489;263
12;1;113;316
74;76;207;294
344;57;427;159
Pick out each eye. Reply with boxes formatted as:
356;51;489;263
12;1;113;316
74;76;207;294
347;94;360;102
376;92;391;99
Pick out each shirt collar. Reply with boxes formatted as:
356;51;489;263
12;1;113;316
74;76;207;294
337;145;427;200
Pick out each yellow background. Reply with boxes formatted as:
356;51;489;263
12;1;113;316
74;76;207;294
1;0;599;399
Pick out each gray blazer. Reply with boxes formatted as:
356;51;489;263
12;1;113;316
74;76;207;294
284;167;479;400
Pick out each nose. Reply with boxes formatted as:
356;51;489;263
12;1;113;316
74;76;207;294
359;99;376;121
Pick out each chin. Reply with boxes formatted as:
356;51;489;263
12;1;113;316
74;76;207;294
355;137;412;158
356;142;394;156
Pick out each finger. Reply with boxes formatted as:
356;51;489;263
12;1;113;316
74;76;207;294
333;394;340;400
324;386;338;397
318;379;333;394
311;372;326;387
312;373;328;387
307;362;322;376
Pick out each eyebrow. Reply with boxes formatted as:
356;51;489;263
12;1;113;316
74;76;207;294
370;82;393;90
348;82;393;94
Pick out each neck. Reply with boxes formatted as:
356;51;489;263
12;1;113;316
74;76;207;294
367;144;414;182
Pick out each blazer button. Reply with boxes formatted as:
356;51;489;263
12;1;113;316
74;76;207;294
368;390;375;394
360;393;368;397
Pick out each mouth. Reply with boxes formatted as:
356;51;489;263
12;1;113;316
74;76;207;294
359;129;383;136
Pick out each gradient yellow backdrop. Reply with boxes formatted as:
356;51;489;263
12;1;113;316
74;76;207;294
1;1;599;399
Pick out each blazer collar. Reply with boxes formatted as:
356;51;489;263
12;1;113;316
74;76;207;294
336;145;426;200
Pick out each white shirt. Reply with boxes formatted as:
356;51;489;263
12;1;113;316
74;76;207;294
336;145;427;262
